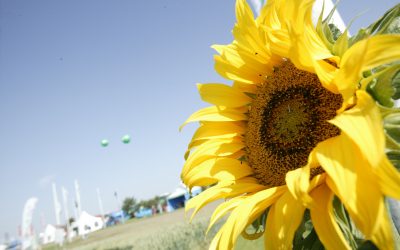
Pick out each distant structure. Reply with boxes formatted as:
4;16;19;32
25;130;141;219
72;211;104;236
51;183;61;225
21;197;38;250
40;224;65;245
96;188;105;224
74;180;82;218
61;187;71;241
312;0;346;32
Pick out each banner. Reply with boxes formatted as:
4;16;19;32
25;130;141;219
21;197;38;250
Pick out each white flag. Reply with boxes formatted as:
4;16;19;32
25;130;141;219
21;197;38;250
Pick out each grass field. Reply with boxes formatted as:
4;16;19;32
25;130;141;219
42;201;263;250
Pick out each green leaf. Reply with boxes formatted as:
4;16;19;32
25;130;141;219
387;150;400;170
328;23;342;41
367;64;400;107
357;241;379;250
332;197;359;249
384;113;400;145
387;16;400;33
350;4;400;45
302;228;324;250
392;70;400;100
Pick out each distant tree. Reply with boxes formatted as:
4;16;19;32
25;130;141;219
122;197;137;216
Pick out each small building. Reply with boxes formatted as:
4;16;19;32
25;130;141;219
73;211;104;236
105;210;129;226
134;207;153;218
166;187;186;212
41;224;65;245
166;185;202;212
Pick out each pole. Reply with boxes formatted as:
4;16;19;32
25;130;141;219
96;188;105;226
52;183;61;225
74;180;82;218
61;187;71;241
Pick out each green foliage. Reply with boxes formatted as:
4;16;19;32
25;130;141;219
350;4;400;45
316;2;342;51
367;64;400;107
122;197;137;216
136;196;165;210
292;211;325;250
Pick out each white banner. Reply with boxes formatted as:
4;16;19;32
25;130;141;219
21;197;38;250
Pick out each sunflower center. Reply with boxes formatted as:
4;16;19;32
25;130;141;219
245;61;342;187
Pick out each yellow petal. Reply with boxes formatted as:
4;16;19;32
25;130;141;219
215;186;286;249
232;81;258;93
334;34;400;102
197;83;251;107
316;134;391;243
329;90;385;168
190;121;245;144
375;156;400;200
286;0;334;72
265;28;291;57
186;178;264;221
206;196;247;234
285;148;326;207
370;207;395;250
185;158;253;188
265;191;306;250
233;0;269;59
182;138;244;177
180;106;247;131
313;59;339;93
187;138;208;152
213;44;273;84
309;184;351;250
262;0;291;57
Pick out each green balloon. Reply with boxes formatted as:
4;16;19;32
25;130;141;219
122;135;131;144
101;139;109;147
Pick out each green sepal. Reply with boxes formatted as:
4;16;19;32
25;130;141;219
386;198;400;249
293;210;325;250
357;241;379;250
387;150;400;170
332;197;359;249
316;1;342;50
384;113;400;149
392;69;400;100
376;103;400;151
251;210;267;231
366;64;400;108
350;4;400;46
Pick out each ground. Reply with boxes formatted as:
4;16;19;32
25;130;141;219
42;201;264;250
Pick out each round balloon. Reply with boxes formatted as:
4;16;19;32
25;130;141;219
101;139;109;147
122;135;131;144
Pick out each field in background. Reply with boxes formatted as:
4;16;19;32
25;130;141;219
42;201;263;250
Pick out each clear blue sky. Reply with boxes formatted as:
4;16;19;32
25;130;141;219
0;0;397;240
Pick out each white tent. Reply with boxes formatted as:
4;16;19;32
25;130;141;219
41;224;65;245
76;211;103;236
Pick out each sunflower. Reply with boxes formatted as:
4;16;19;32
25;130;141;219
180;0;400;249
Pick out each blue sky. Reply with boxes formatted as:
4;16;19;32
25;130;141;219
0;0;398;240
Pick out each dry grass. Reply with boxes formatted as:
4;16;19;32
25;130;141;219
42;201;263;250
